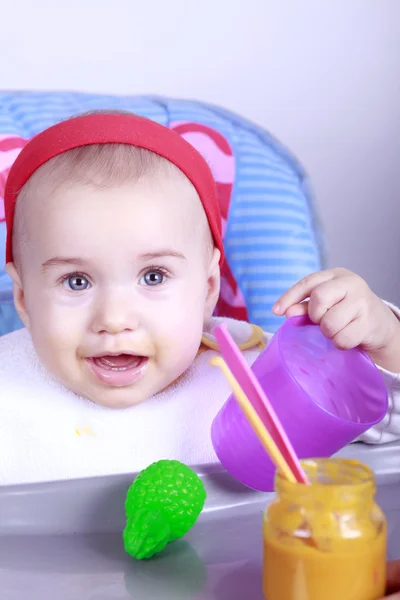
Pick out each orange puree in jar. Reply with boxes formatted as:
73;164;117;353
263;459;386;600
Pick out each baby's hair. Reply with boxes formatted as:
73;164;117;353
20;109;183;190
13;109;214;271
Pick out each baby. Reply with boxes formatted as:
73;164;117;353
0;111;399;486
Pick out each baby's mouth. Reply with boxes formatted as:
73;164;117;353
86;354;149;387
93;355;143;370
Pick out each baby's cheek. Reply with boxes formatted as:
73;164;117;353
153;310;203;365
168;331;203;371
30;302;84;350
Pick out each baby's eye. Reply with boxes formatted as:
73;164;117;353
63;275;91;291
140;270;166;287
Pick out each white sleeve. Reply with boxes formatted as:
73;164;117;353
358;301;400;444
357;367;400;444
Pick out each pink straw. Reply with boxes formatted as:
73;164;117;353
214;323;308;484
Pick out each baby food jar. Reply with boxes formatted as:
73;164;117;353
263;459;386;600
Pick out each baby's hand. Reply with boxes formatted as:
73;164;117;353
379;560;400;598
273;268;400;372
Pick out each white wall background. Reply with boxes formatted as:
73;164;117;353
1;0;399;301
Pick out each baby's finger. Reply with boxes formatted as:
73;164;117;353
317;297;358;338
273;270;336;316
285;301;309;318
306;279;349;323
331;318;365;350
385;561;400;595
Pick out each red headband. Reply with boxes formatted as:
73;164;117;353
4;113;224;265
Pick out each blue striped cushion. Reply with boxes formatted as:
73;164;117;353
0;92;323;334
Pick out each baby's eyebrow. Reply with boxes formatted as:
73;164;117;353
138;250;187;261
41;257;87;271
40;251;186;272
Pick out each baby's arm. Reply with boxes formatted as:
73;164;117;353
357;364;400;444
358;305;400;443
273;269;400;444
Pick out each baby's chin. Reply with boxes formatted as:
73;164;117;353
91;390;151;409
52;371;156;409
75;372;189;408
46;357;192;409
74;383;153;409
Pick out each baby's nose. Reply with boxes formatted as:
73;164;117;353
91;291;139;335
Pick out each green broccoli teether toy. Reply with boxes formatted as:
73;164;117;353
123;460;206;560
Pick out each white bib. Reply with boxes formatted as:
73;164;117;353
0;318;269;486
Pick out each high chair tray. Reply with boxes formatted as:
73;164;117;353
1;442;399;600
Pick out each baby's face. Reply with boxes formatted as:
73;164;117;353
12;173;219;407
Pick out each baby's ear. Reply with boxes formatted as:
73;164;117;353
204;248;221;321
5;263;31;329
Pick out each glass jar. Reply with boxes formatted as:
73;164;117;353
263;459;386;600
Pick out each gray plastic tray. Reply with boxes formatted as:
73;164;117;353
1;442;400;599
